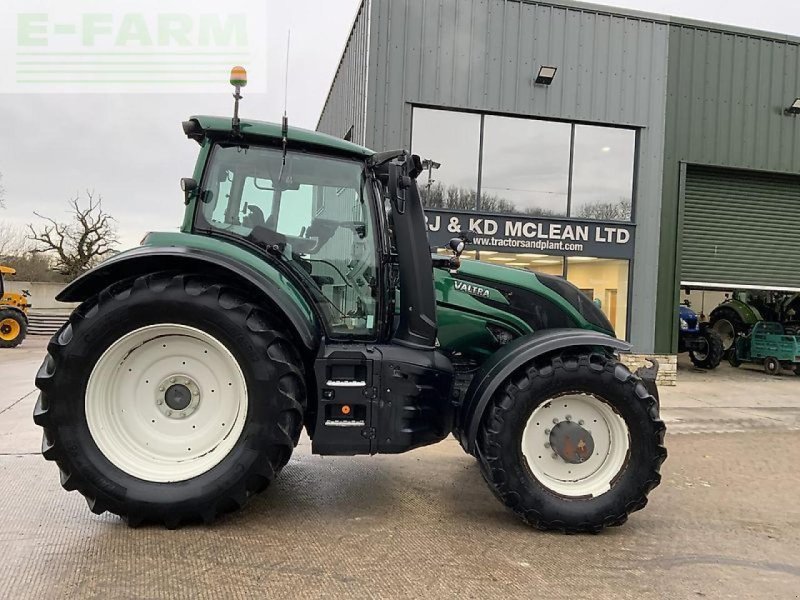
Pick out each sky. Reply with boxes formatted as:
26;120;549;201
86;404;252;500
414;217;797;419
1;0;799;250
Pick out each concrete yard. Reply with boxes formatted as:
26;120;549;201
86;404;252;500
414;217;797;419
1;338;799;599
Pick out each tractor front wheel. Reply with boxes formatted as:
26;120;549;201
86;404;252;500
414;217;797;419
477;352;666;533
34;273;306;527
0;309;27;348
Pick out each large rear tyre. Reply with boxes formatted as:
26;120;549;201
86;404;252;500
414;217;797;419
0;309;27;348
710;307;747;352
33;273;307;528
477;352;666;533
688;330;724;370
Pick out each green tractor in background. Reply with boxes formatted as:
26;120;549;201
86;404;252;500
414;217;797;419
33;69;665;532
710;290;800;352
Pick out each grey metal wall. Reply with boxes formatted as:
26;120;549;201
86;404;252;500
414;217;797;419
366;0;671;352
656;25;800;352
317;0;371;144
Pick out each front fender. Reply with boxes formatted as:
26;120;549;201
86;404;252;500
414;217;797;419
456;328;632;455
57;245;319;351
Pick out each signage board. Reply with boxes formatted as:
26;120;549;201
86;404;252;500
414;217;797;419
425;209;635;260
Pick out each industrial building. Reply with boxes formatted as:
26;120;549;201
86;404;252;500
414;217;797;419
318;0;800;357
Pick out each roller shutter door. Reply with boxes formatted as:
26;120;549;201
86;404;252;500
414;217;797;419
680;165;800;291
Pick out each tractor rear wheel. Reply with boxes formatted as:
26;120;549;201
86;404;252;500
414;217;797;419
477;352;666;533
33;273;306;527
688;329;724;370
0;309;27;348
710;308;746;352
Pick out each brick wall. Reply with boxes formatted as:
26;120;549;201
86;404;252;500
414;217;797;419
620;354;678;387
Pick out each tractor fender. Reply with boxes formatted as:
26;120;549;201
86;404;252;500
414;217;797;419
57;245;319;351
710;299;761;326
456;328;632;455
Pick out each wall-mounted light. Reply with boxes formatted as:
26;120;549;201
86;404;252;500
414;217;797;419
785;98;800;116
535;66;558;85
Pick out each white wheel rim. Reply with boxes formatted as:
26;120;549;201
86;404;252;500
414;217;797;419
713;319;735;350
521;393;630;498
85;324;248;483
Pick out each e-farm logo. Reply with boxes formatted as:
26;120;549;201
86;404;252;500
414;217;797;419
1;1;267;93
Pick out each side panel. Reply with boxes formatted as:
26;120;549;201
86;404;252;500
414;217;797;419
311;343;454;455
456;329;632;454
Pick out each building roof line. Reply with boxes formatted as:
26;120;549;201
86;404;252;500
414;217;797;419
316;0;368;132
513;0;800;45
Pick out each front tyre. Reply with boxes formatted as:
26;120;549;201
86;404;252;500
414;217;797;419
477;352;666;533
33;273;307;527
0;309;27;348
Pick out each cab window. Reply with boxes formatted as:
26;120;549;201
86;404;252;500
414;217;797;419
196;144;378;337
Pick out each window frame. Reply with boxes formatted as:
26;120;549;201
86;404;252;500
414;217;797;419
192;141;391;344
410;105;639;223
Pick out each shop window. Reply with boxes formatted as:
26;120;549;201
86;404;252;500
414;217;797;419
481;116;571;216
484;253;565;277
570;126;635;221
566;257;629;339
411;108;481;210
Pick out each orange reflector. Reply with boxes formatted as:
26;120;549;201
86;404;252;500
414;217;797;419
341;405;351;415
230;66;248;87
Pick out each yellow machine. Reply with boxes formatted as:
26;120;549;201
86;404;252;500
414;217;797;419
0;266;30;348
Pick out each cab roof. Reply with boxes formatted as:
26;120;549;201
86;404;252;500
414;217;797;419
188;115;374;158
0;266;15;275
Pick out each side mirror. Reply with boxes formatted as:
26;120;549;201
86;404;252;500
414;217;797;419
387;161;408;214
181;178;198;205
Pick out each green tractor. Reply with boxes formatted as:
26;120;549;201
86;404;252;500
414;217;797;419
33;70;665;532
710;290;800;352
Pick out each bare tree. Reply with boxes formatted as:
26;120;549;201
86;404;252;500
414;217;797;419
576;198;632;221
28;191;119;280
0;172;5;209
0;222;29;258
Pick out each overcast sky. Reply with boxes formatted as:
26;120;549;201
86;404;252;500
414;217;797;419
1;0;799;250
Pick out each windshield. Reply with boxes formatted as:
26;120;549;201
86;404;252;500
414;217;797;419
195;144;379;337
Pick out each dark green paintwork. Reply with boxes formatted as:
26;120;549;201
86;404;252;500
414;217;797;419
190;115;374;157
433;259;612;361
142;231;316;328
716;298;762;327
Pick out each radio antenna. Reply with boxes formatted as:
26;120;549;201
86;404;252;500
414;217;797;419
278;30;291;183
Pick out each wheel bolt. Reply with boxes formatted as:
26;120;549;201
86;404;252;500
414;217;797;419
544;442;551;449
552;418;559;424
565;415;572;422
551;453;559;459
170;378;176;384
578;420;584;426
180;412;186;418
544;428;551;435
156;399;163;405
159;387;165;392
166;410;172;417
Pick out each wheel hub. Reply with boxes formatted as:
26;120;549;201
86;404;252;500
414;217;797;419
549;420;595;464
156;375;201;419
